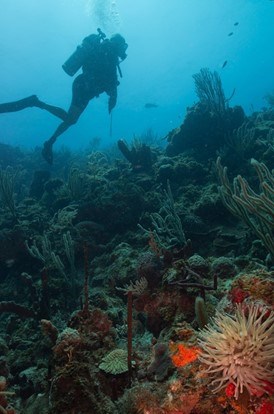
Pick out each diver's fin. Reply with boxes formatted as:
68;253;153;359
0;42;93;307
0;95;40;113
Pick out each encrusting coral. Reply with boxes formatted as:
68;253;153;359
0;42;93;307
99;349;129;375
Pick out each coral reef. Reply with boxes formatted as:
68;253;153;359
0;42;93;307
0;82;274;413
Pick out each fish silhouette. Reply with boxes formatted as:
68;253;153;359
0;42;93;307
144;103;158;109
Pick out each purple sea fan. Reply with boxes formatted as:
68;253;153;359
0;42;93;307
198;303;274;399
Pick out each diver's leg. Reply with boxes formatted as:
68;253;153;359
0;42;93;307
35;99;68;120
0;95;68;120
42;75;91;164
0;95;39;113
42;104;86;164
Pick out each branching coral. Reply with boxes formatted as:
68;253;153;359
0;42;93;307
138;180;186;250
198;303;274;399
0;166;18;221
217;157;274;259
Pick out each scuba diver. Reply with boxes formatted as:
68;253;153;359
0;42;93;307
0;29;128;164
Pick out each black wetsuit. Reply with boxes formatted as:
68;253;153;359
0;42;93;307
72;39;119;111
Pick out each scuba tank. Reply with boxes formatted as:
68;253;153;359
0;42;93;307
62;28;106;76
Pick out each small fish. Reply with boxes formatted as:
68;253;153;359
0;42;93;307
228;32;234;36
222;60;228;68
144;103;158;109
234;22;239;26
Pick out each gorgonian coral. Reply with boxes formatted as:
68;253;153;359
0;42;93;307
198;303;274;399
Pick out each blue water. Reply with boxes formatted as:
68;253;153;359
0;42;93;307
0;0;273;150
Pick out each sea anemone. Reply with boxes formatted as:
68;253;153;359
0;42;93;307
198;303;274;399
